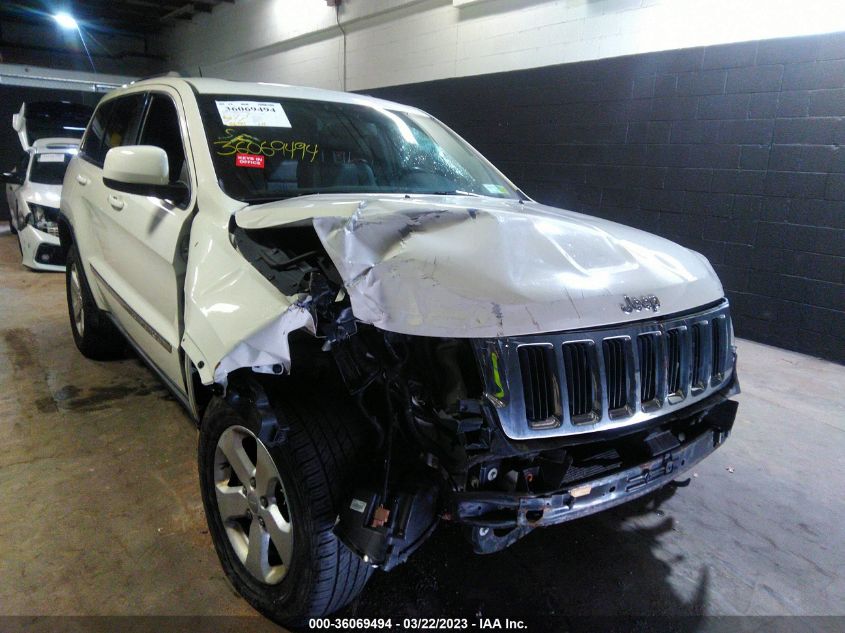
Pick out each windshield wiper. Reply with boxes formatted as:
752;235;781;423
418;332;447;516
427;190;484;197
241;189;501;204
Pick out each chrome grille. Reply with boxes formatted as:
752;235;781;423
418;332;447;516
690;323;704;390
490;301;734;440
562;341;598;422
517;344;558;427
602;337;632;416
666;328;685;401
711;316;726;384
637;333;660;406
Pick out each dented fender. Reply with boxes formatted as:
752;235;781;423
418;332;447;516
181;211;315;386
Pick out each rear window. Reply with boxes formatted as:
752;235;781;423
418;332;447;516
29;152;73;185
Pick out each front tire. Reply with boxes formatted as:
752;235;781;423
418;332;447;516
65;243;124;359
199;382;372;626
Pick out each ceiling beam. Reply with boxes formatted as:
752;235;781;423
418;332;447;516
160;3;195;21
0;0;231;34
0;11;156;36
0;38;166;60
67;0;165;18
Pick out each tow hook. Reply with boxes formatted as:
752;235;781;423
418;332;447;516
626;452;675;492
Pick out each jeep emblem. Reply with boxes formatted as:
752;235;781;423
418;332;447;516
621;295;660;314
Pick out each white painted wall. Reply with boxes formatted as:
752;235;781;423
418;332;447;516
159;0;845;91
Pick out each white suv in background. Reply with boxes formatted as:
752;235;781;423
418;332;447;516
59;76;739;626
3;138;80;271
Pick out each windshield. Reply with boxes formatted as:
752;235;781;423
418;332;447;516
197;94;521;202
29;152;73;185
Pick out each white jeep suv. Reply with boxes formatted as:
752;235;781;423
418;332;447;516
59;76;739;626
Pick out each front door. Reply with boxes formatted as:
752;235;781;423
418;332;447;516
96;89;196;396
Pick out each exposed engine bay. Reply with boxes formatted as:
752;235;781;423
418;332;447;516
229;222;740;571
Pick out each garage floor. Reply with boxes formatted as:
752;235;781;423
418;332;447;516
0;224;843;626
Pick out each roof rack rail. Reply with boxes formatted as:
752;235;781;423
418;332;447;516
130;71;182;84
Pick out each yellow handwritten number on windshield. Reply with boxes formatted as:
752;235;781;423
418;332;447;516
214;129;319;162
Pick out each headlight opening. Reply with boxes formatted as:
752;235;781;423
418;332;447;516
27;204;60;236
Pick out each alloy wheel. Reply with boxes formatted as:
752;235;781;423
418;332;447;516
213;425;293;585
69;263;85;337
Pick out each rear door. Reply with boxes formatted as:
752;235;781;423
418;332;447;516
95;89;196;395
72;93;146;271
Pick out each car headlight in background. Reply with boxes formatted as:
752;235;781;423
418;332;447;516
26;204;60;236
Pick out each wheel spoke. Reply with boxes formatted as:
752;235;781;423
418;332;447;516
213;425;292;586
244;519;270;580
70;267;85;334
254;446;278;495
218;430;255;485
215;485;249;521
264;508;293;566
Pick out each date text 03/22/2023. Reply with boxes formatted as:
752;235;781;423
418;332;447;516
307;618;528;630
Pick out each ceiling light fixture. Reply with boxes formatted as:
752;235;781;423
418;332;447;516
53;12;78;30
53;12;96;73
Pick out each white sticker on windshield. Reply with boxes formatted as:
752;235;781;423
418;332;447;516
37;153;66;163
483;183;508;195
215;101;291;127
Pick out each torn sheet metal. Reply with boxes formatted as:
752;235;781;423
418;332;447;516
237;194;724;338
182;212;317;386
213;303;315;383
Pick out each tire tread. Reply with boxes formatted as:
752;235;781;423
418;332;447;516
279;389;371;617
65;243;124;360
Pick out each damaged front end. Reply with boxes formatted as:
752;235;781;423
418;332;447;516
221;210;739;570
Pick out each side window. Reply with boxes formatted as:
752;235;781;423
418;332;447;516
79;100;113;165
101;94;146;159
138;94;186;184
80;94;146;166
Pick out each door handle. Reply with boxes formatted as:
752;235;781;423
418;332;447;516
108;194;125;211
76;174;90;186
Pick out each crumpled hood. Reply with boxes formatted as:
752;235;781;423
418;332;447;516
235;194;724;337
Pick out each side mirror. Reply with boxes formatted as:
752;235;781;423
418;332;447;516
0;171;23;185
103;145;188;203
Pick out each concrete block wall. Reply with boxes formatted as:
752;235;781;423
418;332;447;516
366;32;845;363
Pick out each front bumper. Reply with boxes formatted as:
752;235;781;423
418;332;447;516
452;395;738;552
19;224;65;272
